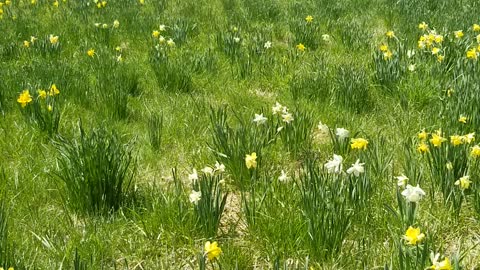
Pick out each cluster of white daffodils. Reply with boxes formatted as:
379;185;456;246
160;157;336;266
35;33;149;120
324;154;365;177
188;161;226;205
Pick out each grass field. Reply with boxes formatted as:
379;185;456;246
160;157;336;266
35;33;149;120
1;0;480;269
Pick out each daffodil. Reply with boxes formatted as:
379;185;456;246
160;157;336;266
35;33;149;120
335;128;350;140
395;174;408;187
431;47;440;55
167;38;175;47
428;253;452;270
471;145;480;158
87;49;95;57
446;162;453;171
245;152;257;169
379;44;388;52
430;133;446;147
324;154;343;174
474;24;480;32
458;115;468;123
49;84;60;96
450;135;463;146
383;50;393;60
49;35;59;45
418;22;428;30
462;133;474;143
305;15;313;23
350;138;368;150
467;48;478;60
37;89;47;99
113;20;120;28
264;41;272;49
346;159;365;177
23;41;30;48
401;184;426;203
204;241;222;261
454;30;464;39
272;102;284;115
281;113;294;123
455;175;471;190
403;226;425;245
418;130;428;140
188;169;198;183
189;190;201;204
17;90;33;108
437;55;444;62
296;43;306;52
152;30;160;38
386;30;395;38
417;142;429;153
278;170;289;182
253;113;267;125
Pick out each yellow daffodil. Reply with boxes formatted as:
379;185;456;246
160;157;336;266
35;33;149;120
386;30;395;38
430;133;446;147
437;55;444;62
17;90;33;108
450;135;463;146
418;130;428;140
417;142;429;153
23;41;30;48
458;115;468;123
403;226;425;245
49;84;60;96
383;50;393;60
53;0;59;7
471;145;480;158
455;176;471;190
37;89;47;99
434;35;443;44
47;105;53;112
204;241;222;261
49;35;59;45
467;48;478;60
418;22;428;30
447;89;454;97
245;152;257;169
379;44;388;52
446;162;453;171
305;15;313;23
454;30;464;39
87;49;95;57
296;43;306;52
152;30;160;38
350;138;368;150
431;47;440;55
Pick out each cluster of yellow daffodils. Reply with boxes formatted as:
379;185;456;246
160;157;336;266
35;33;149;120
17;84;60;109
93;0;107;8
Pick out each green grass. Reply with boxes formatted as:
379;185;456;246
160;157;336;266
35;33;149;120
0;0;480;269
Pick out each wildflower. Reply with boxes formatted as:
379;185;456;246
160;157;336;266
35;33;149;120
321;34;330;42
30;36;37;44
305;15;313;23
430;133;446;147
49;35;59;45
466;48;478;60
152;30;160;38
53;0;59;7
447;89;454;97
17;90;33;108
233;37;240;43
454;30;464;39
188;169;198;182
437;55;444;62
395;174;408;187
418;130;428;140
282;113;294;124
417;142;429;153
450;135;463;146
418;22;428;30
471;145;480;158
167;38;175;47
401;184;426;203
278;170;289;182
474;24;480;32
351;138;368;150
463;133;475;144
204;241;222;261
346;159;365;177
159;36;165;44
201;166;214;176
335;128;350;140
296;43;305;52
446;162;453;171
116;54;123;62
37;89;47;99
458;115;468;123
264;41;272;49
245;152;257;169
386;30;395;38
87;49;95;57
189;190;201;204
113;20;119;28
272;102;284;115
383;50;393;60
431;47;440;55
429;253;452;270
324;154;343;174
434;35;443;44
408;64;416;72
455;175;471;190
407;49;415;58
253;113;267;125
379;44;388;52
403;226;425;245
23;41;30;48
214;161;225;173
159;24;166;31
49;84;60;96
139;0;144;4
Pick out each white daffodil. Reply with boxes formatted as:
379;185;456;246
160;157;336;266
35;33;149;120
188;169;198;182
407;49;415;58
278;170;289;182
159;24;166;31
322;34;330;42
395;174;409;187
401;184;426;203
201;166;214;176
189;190;202;204
253;113;267;125
324;154;343;174
272;102;284;115
346;159;365;177
318;121;329;134
408;64;416;72
264;41;272;49
214;161;225;173
335;128;350;140
282;113;294;124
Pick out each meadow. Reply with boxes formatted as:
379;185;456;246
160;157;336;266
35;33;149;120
1;0;480;269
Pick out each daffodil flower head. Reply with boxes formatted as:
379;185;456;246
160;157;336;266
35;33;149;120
403;226;425;245
17;90;33;108
471;145;480;158
401;184;426;203
245;152;257;169
455;175;471;190
204;241;222;261
346;159;365;177
350;138;368;150
324;154;343;174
